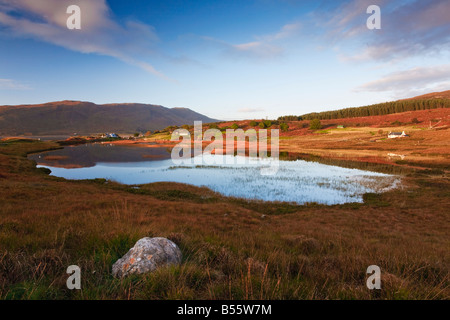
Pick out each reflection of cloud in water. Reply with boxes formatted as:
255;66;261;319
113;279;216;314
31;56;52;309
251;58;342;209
38;154;400;205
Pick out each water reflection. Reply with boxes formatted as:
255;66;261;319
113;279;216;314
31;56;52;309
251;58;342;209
31;144;400;205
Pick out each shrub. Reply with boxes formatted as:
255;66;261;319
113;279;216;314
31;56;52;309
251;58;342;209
309;119;322;130
231;123;239;130
258;122;266;129
249;121;257;127
280;122;289;132
163;126;178;132
263;120;272;128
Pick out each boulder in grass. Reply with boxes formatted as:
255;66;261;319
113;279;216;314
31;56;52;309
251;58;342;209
112;237;182;278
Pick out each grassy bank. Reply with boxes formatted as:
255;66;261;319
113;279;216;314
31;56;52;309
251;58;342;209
0;140;448;299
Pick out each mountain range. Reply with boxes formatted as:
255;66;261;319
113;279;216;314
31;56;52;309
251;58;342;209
0;101;219;136
1;91;448;136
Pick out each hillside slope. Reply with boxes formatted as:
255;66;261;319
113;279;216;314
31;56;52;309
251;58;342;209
297;90;450;121
403;90;450;100
0;101;219;135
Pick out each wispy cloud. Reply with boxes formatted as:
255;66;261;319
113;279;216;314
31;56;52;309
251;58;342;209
0;0;169;79
355;64;450;97
238;107;266;113
203;21;302;60
317;0;450;62
0;78;31;90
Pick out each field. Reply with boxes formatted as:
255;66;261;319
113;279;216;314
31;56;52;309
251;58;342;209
217;108;450;169
0;109;449;300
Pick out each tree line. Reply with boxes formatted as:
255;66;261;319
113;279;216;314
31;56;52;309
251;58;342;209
278;99;450;121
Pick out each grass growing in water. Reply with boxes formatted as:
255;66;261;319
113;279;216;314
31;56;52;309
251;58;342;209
0;140;448;300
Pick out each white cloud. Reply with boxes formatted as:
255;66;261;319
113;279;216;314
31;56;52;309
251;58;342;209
203;21;302;60
228;41;284;59
318;0;450;62
238;107;266;113
0;78;30;90
355;65;450;97
0;0;169;79
259;22;302;42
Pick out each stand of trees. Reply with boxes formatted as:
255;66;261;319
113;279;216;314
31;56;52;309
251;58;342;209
278;99;450;121
277;115;302;121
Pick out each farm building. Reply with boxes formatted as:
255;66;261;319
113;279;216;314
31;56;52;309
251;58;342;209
102;133;119;138
388;131;408;139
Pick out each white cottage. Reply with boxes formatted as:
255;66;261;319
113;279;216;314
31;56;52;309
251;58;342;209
388;131;408;139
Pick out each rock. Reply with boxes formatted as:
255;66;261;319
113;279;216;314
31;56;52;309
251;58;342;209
112;237;182;278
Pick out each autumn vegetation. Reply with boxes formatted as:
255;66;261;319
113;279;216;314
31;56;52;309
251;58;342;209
0;135;448;300
279;98;450;121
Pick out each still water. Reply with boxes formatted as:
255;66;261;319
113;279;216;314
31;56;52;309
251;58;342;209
31;144;400;205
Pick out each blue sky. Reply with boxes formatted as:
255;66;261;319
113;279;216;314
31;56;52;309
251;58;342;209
0;0;449;120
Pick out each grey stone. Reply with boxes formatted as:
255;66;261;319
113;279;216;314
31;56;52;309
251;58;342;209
112;237;182;278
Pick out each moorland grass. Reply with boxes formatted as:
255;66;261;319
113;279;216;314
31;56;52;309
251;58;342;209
0;140;448;300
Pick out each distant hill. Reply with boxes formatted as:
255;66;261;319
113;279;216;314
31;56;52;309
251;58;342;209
279;90;450;121
401;90;450;100
0;101;219;136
